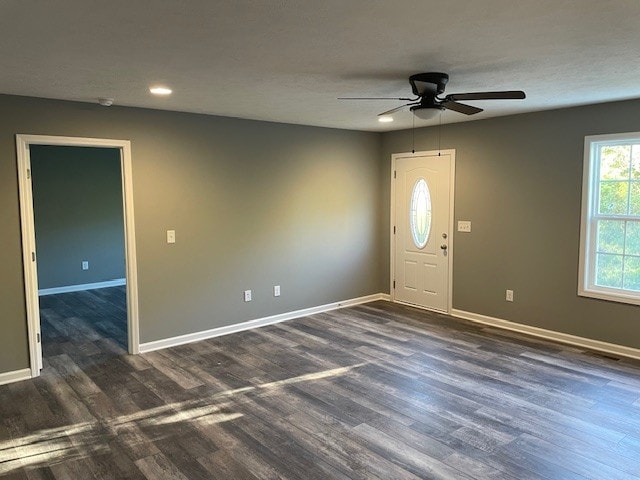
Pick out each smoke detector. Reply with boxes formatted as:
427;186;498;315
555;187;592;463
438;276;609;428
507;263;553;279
98;98;114;107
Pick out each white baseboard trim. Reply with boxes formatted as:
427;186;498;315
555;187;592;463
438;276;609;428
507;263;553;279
451;308;640;361
0;368;31;386
39;278;126;296
140;293;389;353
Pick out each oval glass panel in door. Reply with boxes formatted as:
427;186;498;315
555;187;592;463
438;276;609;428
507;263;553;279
410;178;432;249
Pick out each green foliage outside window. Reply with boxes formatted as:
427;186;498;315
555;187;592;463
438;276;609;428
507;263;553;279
595;144;640;291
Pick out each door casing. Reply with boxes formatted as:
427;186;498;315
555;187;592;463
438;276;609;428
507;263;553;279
390;149;455;313
16;135;140;378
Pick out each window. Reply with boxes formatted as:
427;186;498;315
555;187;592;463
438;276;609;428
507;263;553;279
410;178;432;249
579;132;640;305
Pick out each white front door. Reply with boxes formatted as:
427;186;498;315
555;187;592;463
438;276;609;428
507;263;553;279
393;151;453;312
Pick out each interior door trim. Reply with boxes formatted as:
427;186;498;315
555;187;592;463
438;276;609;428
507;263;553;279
16;134;140;378
390;149;456;313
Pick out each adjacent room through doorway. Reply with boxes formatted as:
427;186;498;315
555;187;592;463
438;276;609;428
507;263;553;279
29;145;128;366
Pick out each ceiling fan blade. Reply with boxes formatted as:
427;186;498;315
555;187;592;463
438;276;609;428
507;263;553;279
442;101;483;115
377;103;418;116
338;97;417;101
446;91;526;101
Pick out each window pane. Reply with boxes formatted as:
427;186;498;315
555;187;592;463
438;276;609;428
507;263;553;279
597;220;625;254
623;256;640;291
599;181;629;214
600;145;630;180
632;145;640;180
595;253;623;288
409;178;432;249
630;182;640;215
625;221;640;255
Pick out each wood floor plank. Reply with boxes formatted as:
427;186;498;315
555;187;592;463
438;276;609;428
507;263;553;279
504;433;640;480
242;395;387;480
197;449;262;480
479;448;592;480
441;452;520;480
24;467;57;480
351;422;474;479
142;352;204;390
281;407;421;480
134;453;189;480
194;421;286;479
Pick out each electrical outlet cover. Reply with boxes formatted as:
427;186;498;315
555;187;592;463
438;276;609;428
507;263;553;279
457;221;472;232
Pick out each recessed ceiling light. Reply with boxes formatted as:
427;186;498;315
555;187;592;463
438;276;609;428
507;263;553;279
378;116;394;123
150;86;172;95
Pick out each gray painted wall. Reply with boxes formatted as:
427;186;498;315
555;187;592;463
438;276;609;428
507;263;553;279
0;94;384;374
382;99;640;350
31;145;125;289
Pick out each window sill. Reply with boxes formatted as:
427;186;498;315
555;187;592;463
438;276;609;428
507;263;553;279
578;287;640;306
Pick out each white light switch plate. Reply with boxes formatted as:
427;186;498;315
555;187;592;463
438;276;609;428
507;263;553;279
82;261;89;270
457;221;472;233
167;230;176;244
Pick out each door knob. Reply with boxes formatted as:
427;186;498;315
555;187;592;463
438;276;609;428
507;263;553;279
440;244;447;250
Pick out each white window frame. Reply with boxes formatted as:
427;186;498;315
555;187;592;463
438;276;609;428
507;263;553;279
579;132;640;306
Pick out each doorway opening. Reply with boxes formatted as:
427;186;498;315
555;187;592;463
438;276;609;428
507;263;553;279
16;135;139;378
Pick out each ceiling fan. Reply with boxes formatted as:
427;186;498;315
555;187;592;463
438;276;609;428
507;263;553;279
340;72;526;119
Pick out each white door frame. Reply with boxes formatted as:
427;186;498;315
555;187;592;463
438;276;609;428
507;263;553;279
16;134;140;378
390;149;456;313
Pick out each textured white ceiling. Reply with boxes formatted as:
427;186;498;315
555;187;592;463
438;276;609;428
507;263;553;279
1;0;639;131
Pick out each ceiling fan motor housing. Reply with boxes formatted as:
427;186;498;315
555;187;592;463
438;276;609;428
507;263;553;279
409;72;449;97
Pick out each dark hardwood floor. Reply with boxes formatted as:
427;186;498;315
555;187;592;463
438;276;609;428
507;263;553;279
1;288;640;479
40;286;128;357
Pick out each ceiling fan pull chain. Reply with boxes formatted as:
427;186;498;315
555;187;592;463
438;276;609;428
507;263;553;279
438;110;442;156
412;114;415;154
